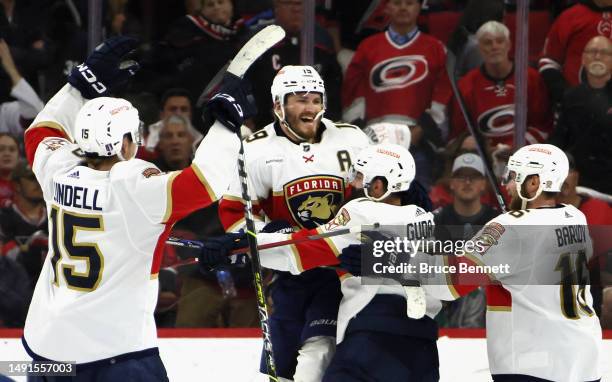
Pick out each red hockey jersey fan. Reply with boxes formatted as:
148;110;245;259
449;66;553;146
342;30;451;125
539;2;612;87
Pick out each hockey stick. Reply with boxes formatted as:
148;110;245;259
446;51;507;211
221;24;285;382
166;222;381;257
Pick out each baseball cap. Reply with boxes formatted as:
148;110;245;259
452;153;485;175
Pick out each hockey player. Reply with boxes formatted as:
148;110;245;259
449;144;603;381
216;65;368;381
21;36;253;381
200;143;451;381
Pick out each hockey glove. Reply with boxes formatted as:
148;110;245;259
338;244;363;276
261;220;294;234
198;232;248;273
203;73;257;133
68;36;140;99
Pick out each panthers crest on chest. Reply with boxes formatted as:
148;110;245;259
283;175;345;229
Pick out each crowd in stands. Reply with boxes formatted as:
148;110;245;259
0;0;610;330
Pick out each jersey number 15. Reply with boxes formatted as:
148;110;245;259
49;206;104;292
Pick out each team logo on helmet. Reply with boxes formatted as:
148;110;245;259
370;55;428;93
284;175;345;229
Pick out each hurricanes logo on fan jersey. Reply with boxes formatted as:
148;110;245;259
284;175;345;229
370;55;428;92
477;104;515;137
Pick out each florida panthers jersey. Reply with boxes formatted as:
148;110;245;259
22;85;239;363
449;66;552;146
342;30;451;125
539;3;612;86
256;197;456;343
456;205;602;382
218;119;369;232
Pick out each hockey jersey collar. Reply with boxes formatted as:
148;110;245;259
480;63;515;84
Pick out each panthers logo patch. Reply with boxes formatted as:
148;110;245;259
284;175;345;229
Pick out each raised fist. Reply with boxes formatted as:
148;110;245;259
68;36;140;99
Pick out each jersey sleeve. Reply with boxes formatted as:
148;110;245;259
256;201;368;274
538;15;569;100
461;217;520;284
217;138;274;232
30;137;81;201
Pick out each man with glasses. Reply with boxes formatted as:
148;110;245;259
549;36;612;195
433;153;499;328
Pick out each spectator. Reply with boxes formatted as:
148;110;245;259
144;88;202;154
549;35;611;195
448;21;553;148
0;39;44;136
342;0;451;188
245;0;343;127
153;115;195;172
434;153;499;328
0;254;30;327
538;0;612;103
0;133;18;204
146;0;244;100
0;162;47;289
446;0;505;77
0;0;53;92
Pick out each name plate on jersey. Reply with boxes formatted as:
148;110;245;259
283;175;345;230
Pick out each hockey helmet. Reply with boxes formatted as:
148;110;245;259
349;143;416;202
503;143;569;202
74;97;143;160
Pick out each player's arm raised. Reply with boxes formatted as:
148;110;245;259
24;36;140;166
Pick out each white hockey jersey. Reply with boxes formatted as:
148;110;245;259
256;197;456;343
459;205;602;382
218;119;369;232
22;85;239;363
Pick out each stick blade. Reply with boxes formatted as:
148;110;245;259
227;25;286;78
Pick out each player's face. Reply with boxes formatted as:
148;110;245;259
582;37;612;78
201;0;234;26
274;0;303;34
386;0;421;29
0;136;19;173
161;96;192;120
283;92;324;141
158;122;194;165
478;33;511;65
450;169;486;203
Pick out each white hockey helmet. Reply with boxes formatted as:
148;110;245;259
271;65;326;139
349;143;416;202
74;97;142;160
504;143;569;202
